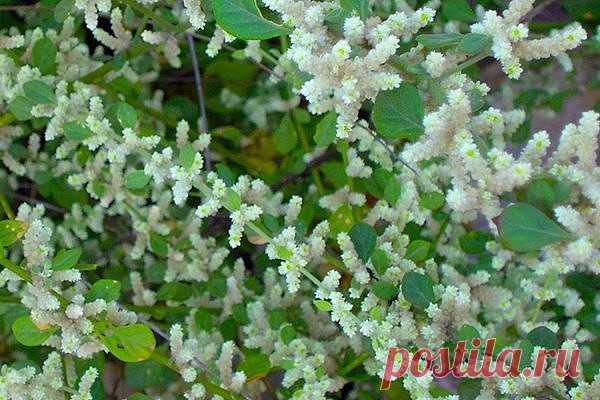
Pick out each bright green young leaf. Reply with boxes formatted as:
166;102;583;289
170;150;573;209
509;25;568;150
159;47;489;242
52;247;82;271
416;33;463;49
401;271;434;309
116;102;138;128
126;170;151;190
32;37;57;75
86;279;121;302
101;324;156;363
63;121;93;141
349;223;377;262
178;143;195;170
23;80;56;104
213;0;292;40
419;192;445;210
497;203;573;253
313;299;332;312
12;316;57;346
0;219;27;246
372;83;424;141
314;111;337;147
458;33;493;55
442;0;476;22
405;240;431;262
8;96;34;121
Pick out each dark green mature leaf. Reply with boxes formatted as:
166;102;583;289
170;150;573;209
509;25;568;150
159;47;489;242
23;80;56;104
55;0;75;22
456;324;481;346
525;177;571;213
127;170;151;190
86;279;121;302
458;33;493;55
526;326;558;349
371;249;390;275
8;96;34;121
314;111;337;147
156;282;192;302
116;102;138;128
149;233;169;257
401;271;434;309
32;38;57;75
63;121;93;141
213;0;291;40
349;223;377;262
497;203;572;252
12;316;57;346
125;360;176;390
372;83;424;141
457;378;482;400
52;248;82;271
101;324;156;363
0;219;27;246
416;33;463;49
442;0;476;22
274;114;298;154
459;231;493;254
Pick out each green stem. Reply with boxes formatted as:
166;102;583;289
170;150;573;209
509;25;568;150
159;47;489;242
442;51;492;78
0;192;15;219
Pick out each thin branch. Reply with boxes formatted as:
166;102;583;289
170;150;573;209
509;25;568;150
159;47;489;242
357;122;419;175
186;33;212;171
6;192;65;214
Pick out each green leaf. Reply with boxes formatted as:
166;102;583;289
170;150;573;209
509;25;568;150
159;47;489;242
125;360;176;390
457;33;493;55
384;180;402;205
401;271;434;309
208;273;228;298
349;223;377;263
314;111;337;147
0;219;27;246
442;0;476;22
459;231;493;254
457;378;482;400
405;240;431;262
54;0;75;22
149;233;169;257
372;83;424;141
12;316;57;346
52;248;82;271
178;143;195;170
280;324;296;344
313;299;332;312
457;324;481;347
86;279;121;302
340;0;370;20
32;37;57;75
238;350;271;381
525;177;571;213
23;80;56;104
497;203;573;253
371;249;390;275
156;282;192;302
416;33;463;49
526;326;558;349
116;102;138;128
195;309;214;331
419;192;445;210
8;96;34;121
127;170;151;190
274;114;298;154
223;188;242;211
371;281;398;301
213;0;292;40
63;121;93;141
328;205;354;237
100;324;156;363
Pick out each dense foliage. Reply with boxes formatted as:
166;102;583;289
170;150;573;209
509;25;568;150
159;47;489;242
0;0;599;399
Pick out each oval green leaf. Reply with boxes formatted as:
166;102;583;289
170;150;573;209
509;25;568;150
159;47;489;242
372;83;424;141
0;219;27;246
401;271;434;309
213;0;292;40
101;324;156;363
12;316;57;346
